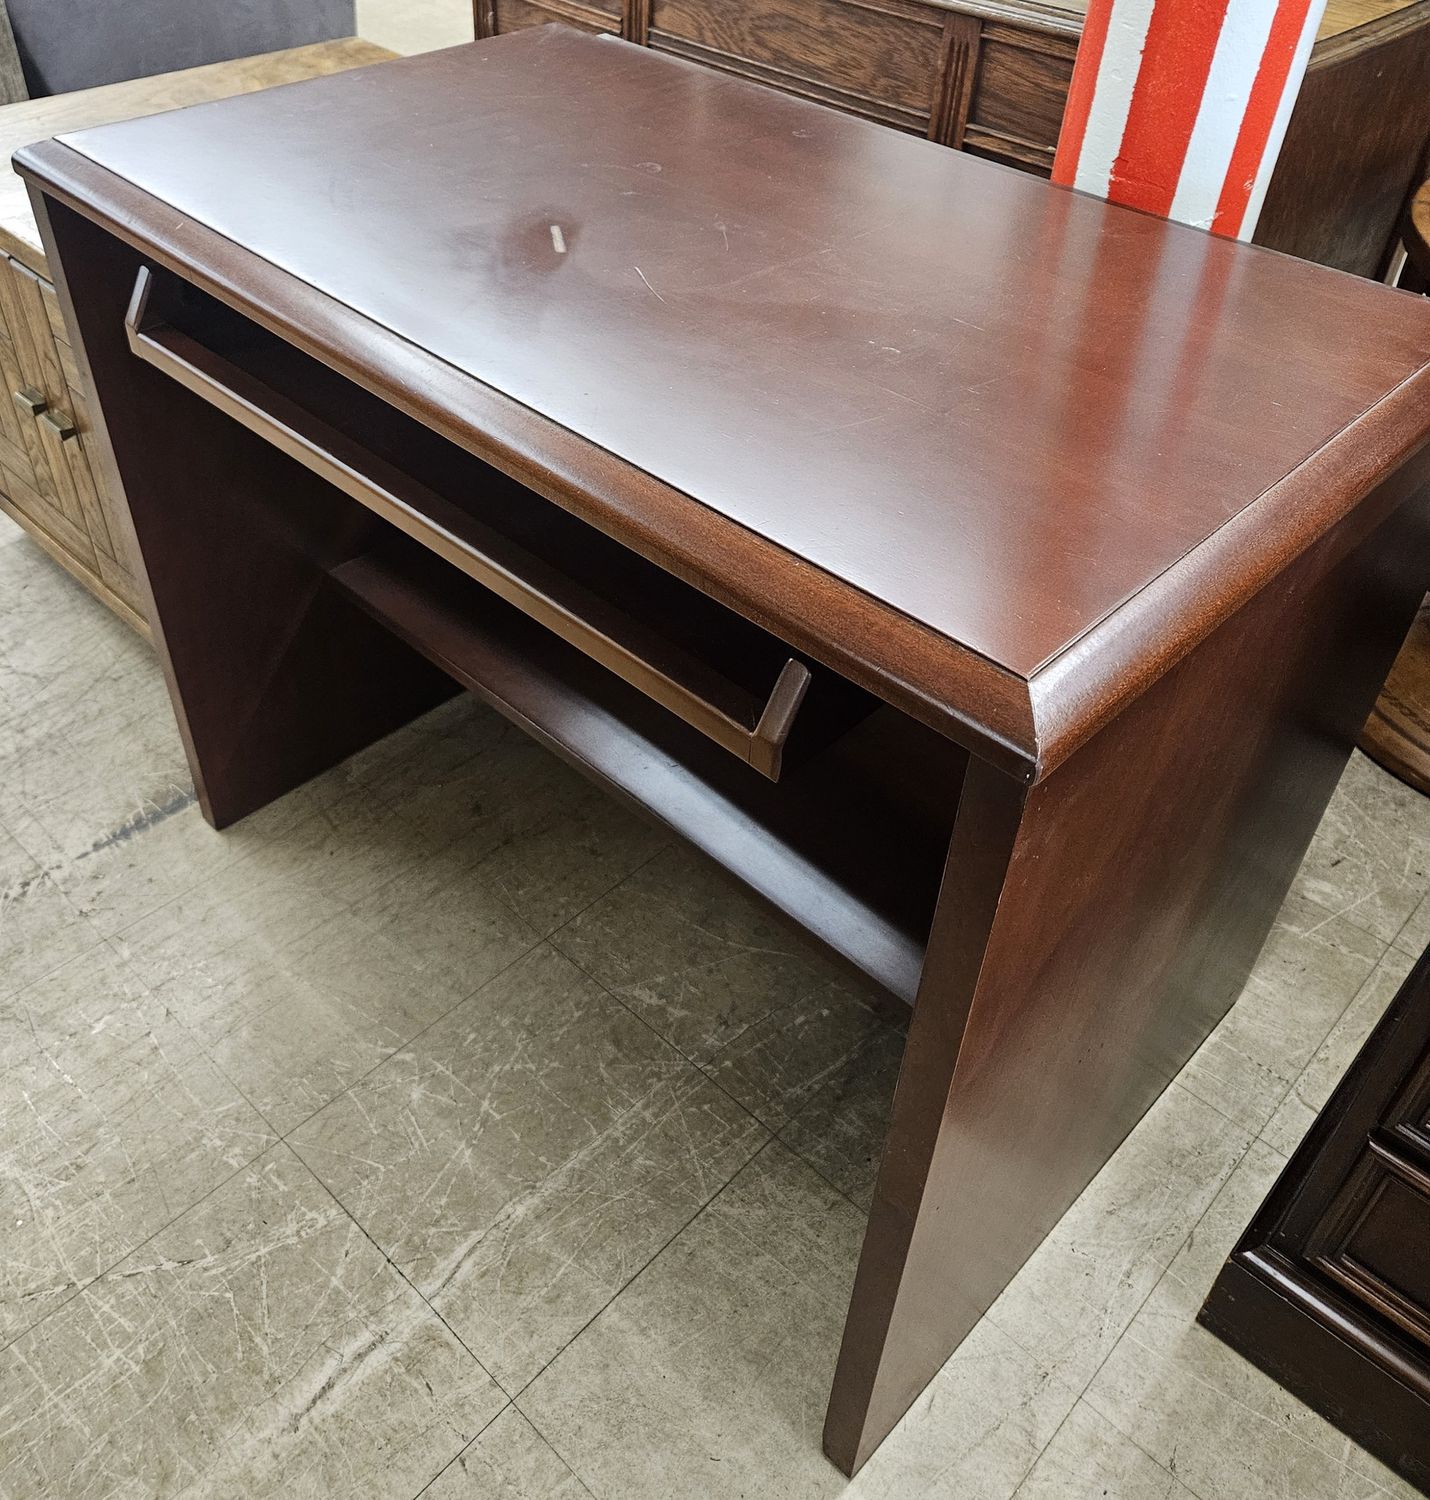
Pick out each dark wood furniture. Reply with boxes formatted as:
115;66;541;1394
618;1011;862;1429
0;37;393;632
1200;943;1430;1492
17;29;1430;1474
1360;182;1430;794
475;0;1430;278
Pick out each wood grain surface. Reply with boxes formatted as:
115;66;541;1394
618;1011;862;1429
28;29;1430;734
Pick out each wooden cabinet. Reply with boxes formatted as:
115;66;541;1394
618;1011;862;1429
0;37;396;634
646;0;949;134
1201;945;1430;1493
0;253;144;623
476;0;1430;276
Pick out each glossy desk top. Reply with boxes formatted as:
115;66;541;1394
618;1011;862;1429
21;27;1430;762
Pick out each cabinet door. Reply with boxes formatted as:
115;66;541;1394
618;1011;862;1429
0;257;144;614
0;257;96;569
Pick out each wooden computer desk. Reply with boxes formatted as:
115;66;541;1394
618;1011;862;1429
16;27;1430;1474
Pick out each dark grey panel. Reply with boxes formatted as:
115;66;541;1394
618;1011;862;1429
10;0;355;96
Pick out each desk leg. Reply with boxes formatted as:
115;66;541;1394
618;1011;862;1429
823;481;1430;1474
36;195;458;828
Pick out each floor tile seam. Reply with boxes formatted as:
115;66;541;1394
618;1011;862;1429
98;871;549;1138
1004;1134;1265;1500
404;1400;569;1500
527;837;672;943
541;930;783;1140
506;1136;787;1412
89;932;320;1142
1175;978;1370;1141
0;920;110;1008
771;1029;905;1215
407;1407;602;1500
1005;1397;1080;1499
770;1127;876;1217
0;1131;281;1358
1079;1320;1365;1499
1074;1128;1386;1500
530;842;813;1136
289;1081;775;1405
1387;895;1425;957
282;1144;515;1401
1301;887;1410;951
988;1126;1260;1412
248;933;547;1143
1010;1392;1215;1500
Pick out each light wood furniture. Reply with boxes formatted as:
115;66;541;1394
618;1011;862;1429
0;37;392;631
18;30;1430;1474
1201;942;1430;1492
0;1;27;107
476;0;1430;278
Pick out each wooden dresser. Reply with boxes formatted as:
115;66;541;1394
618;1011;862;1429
0;37;393;632
476;0;1430;277
1201;943;1430;1491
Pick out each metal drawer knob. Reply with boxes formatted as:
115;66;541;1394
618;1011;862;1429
12;385;46;416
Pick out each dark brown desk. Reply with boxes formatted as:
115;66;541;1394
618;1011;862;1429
17;28;1430;1474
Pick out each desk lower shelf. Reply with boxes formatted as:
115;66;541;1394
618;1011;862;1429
330;538;962;1004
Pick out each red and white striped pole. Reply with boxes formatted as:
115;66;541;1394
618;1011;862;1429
1052;0;1328;239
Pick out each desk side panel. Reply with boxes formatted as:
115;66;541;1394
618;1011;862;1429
825;460;1430;1471
34;192;459;827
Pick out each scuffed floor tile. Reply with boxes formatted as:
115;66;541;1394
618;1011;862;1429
985;1082;1252;1396
421;1407;590;1498
778;1023;903;1210
1177;890;1384;1133
1291;752;1430;946
0;1146;504;1499
0;826;106;1002
1012;1401;1198;1499
1260;947;1416;1157
517;1144;864;1500
552;844;887;1129
0;945;274;1345
291;944;767;1392
1085;1142;1418;1500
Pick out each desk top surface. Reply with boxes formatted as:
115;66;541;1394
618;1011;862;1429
22;28;1430;767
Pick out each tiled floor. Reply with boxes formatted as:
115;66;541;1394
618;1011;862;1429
3;500;1429;1500
2;12;1428;1498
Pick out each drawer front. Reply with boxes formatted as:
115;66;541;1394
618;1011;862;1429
647;0;946;132
963;26;1076;173
1310;1144;1430;1352
489;0;620;34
